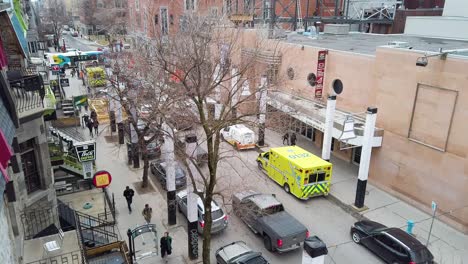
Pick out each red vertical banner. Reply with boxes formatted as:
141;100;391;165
315;50;328;99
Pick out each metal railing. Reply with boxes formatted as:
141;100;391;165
8;74;45;113
102;189;116;223
25;250;82;264
20;207;57;240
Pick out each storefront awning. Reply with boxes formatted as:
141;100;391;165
267;91;384;147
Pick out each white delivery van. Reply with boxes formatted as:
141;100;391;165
220;124;256;150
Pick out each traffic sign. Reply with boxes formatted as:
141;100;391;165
60;78;69;87
92;170;112;188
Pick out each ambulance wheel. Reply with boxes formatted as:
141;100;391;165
257;162;263;170
283;183;290;194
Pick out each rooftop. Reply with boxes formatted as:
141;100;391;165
285;32;468;56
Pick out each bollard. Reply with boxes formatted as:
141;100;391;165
302;236;328;264
407;220;414;235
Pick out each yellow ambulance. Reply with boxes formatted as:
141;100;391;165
256;146;332;199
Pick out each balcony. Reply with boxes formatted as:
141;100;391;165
7;71;45;120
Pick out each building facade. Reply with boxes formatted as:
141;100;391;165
0;1;58;262
236;28;468;233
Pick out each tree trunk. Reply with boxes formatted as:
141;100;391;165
141;143;149;188
202;192;213;264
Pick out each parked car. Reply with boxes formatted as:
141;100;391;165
221;124;256;150
232;190;309;252
350;220;434;264
72;32;79;37
176;189;228;234
215;241;269;264
143;135;162;159
150;160;187;190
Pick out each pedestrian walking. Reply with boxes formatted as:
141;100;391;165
81;113;89;128
160;231;172;263
93;119;99;136
86;119;93;137
123;186;135;213
282;132;289;145
90;110;97;120
142;204;153;223
290;133;297;146
71;68;76;77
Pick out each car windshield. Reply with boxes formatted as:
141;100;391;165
411;247;433;262
147;142;157;149
175;166;185;179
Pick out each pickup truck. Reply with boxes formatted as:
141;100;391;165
232;190;309;253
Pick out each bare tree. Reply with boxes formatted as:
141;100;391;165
79;0;127;36
38;0;70;49
124;14;279;263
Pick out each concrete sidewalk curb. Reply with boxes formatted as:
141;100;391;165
325;193;369;222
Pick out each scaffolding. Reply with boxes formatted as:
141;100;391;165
229;0;403;35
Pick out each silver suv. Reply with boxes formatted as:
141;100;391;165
176;190;228;234
216;241;269;264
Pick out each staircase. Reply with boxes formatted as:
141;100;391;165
75;211;119;248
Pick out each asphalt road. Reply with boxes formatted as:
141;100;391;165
64;34;383;264
61;32;100;52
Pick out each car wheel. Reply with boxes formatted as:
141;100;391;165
283;183;290;194
351;231;361;244
263;234;273;251
257;162;263;170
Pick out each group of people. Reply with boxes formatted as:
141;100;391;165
123;186;172;262
283;132;297;146
82;110;99;137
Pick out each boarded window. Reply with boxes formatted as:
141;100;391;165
408;84;457;151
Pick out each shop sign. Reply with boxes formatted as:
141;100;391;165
74;141;96;162
315;50;328;99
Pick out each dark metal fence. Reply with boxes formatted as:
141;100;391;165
20;206;57;240
25;250;81;264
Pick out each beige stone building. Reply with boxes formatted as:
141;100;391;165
237;28;468;233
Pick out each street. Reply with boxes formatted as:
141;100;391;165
62;35;385;264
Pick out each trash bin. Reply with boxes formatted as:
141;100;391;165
302;236;328;264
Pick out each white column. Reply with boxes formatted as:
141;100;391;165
231;67;239;117
354;107;378;208
321;95;336;161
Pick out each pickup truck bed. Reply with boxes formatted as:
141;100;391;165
261;211;307;238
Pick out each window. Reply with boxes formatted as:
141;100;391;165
244;0;252;13
263;0;270;19
185;0;195;10
353;146;361;164
20;139;41;194
154;14;159;24
210;7;218;17
306;126;313;139
161;7;169;35
224;0;232;14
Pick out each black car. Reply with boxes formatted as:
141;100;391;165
150;161;187;190
351;220;434;264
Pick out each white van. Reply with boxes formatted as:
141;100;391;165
220;124;256;150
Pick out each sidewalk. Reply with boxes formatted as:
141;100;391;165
263;129;468;264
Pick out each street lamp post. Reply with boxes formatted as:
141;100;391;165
257;75;268;146
127;228;133;264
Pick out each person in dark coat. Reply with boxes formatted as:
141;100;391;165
81;113;89;128
282;132;289;145
93;119;99;136
123;186;135;213
290;133;297;146
86;119;93;137
160;231;172;262
90;110;97;120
